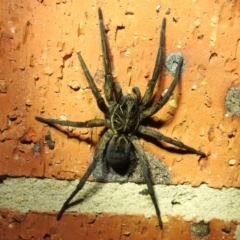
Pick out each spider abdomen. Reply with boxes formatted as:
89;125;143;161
110;95;140;134
105;135;131;172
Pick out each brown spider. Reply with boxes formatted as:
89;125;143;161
36;8;206;229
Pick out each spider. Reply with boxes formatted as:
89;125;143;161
35;8;206;229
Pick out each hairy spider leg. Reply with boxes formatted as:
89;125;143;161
130;135;163;229
57;129;114;220
35;116;106;128
98;8;114;103
141;18;166;106
140;57;183;120
77;53;108;114
138;125;206;157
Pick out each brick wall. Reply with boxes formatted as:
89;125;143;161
0;0;240;239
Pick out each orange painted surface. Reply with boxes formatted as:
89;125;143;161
1;0;240;186
0;209;237;240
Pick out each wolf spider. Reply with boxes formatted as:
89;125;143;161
36;8;206;228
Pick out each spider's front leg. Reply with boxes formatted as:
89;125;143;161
130;135;163;229
57;129;114;220
141;18;166;106
140;57;183;120
138;125;206;157
98;8;114;103
77;53;108;114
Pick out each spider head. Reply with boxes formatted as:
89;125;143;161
119;94;137;114
111;94;140;134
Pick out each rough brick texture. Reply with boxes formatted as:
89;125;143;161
0;0;240;239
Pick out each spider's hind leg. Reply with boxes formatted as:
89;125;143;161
130;135;163;229
57;129;114;220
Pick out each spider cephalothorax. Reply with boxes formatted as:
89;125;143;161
36;8;206;229
110;94;140;134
